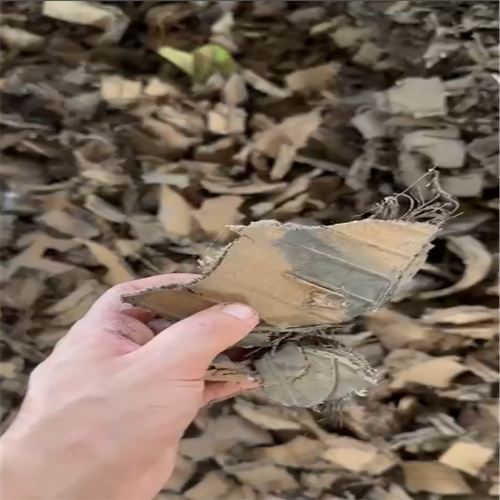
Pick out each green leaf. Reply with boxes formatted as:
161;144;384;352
158;44;235;83
157;46;194;76
201;44;235;74
193;44;236;83
192;50;214;84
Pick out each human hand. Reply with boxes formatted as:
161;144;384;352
1;274;259;500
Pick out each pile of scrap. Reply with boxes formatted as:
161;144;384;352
0;1;498;499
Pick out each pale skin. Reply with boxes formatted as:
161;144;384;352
1;274;260;500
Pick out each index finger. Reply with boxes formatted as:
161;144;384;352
135;303;259;379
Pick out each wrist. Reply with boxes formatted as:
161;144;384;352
1;436;40;500
1;429;181;500
1;425;98;500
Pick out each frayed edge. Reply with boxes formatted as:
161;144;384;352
198;244;232;274
251;322;352;340
196;223;243;276
368;170;459;228
123;275;204;300
325;338;382;384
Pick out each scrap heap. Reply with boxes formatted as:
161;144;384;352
1;2;498;499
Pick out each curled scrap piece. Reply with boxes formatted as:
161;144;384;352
124;193;451;407
255;343;380;409
419;235;493;299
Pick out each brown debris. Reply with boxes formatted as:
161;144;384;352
339;398;400;440
401;129;466;169
79;240;135;286
157;186;194;239
331;25;376;50
142;118;200;152
0;26;44;51
233;399;302;431
205;414;273;449
224;461;299;492
441;171;485;198
38;209;100;239
84;195;127;224
179;413;273;464
208;103;247;136
464;355;500;382
376;77;447;117
184;471;233;500
100;76;142;108
351;110;387;140
269;144;297;180
4;235;78;281
179;434;218;463
254;110;322;158
439;324;499;341
222;74;249;107
194;196;243;239
366;484;414;500
252;436;324;467
45;280;106;326
164;456;196;492
421;305;499;326
144;78;181;99
242;69;292;99
420;236;493;299
391;356;469;390
439;440;495;476
1;2;499;498
43;1;129;44
74;141;129;186
366;309;441;351
322;435;397;474
285;64;340;93
402;461;472;495
200;179;287;196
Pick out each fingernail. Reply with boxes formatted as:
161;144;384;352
221;303;257;320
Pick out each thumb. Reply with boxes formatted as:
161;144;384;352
135;303;259;379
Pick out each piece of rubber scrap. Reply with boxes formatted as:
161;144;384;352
123;218;439;328
255;343;380;408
